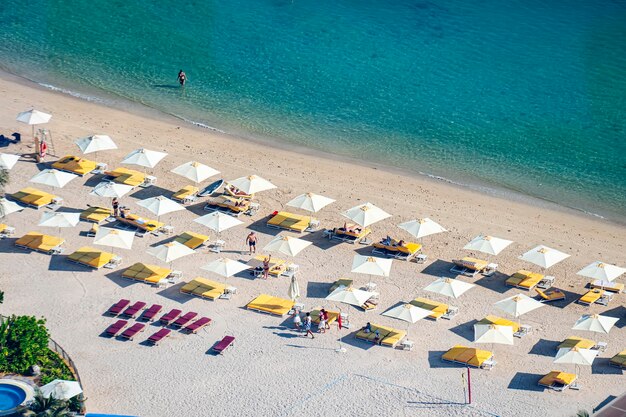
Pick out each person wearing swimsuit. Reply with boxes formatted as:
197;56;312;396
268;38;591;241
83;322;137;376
246;232;257;255
177;70;187;87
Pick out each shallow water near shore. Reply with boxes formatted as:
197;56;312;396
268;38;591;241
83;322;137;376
0;0;625;220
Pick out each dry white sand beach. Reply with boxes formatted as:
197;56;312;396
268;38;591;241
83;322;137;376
0;72;624;417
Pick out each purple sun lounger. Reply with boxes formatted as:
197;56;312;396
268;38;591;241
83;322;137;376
172;312;198;328
159;308;182;325
106;299;130;316
121;301;147;318
183;317;212;334
147;328;172;345
139;304;163;322
212;336;235;354
120;323;146;340
106;319;128;337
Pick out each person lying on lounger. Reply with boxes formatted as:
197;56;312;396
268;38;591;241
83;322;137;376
362;322;372;333
373;330;381;344
342;222;362;234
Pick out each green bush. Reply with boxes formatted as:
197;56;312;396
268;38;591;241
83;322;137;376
38;348;75;385
0;315;49;374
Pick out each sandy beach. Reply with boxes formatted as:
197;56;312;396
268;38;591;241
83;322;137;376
0;71;624;417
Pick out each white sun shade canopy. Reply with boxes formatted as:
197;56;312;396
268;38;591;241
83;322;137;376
227;175;276;194
0;153;20;170
75;135;118;154
137;196;184;217
30;169;77;189
90;181;133;198
325;286;374;307
554;347;598;366
201;257;250;277
424;277;475;299
572;314;619;334
0;198;24;217
263;235;312;257
171;161;220;184
40;379;82;400
351;255;393;277
286;192;335;213
519;245;570;269
147;241;195;263
16;109;51;125
494;294;544;318
577;261;626;282
38;212;80;228
194;211;243;233
464;235;513;256
121;148;168;169
382;303;433;324
93;228;135;250
474;324;514;345
397;218;447;239
342;202;391;228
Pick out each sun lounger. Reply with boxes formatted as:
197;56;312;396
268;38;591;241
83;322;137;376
106;320;128;337
15;232;65;254
120;323;146;340
204;195;251;217
442;345;496;369
183;317;212;333
538;371;578;391
212;335;235;354
355;323;407;347
116;212;165;233
477;315;520;333
372;238;422;260
52;155;97;176
329;278;353;294
506;270;544;290
558;336;596;350
609;349;626;369
224;184;254;199
249;255;289;277
121;301;147;318
180;277;227;300
159;309;182;325
535;288;566;302
9;187;57;209
442;306;460;320
310;309;339;326
578;289;613;306
589;280;624;293
67;246;118;269
0;224;15;238
537;275;555;289
409;297;449;320
122;262;172;285
172;312;198;328
106;299;131;316
147;328;171;345
267;211;319;233
246;294;295;316
174;231;210;250
80;206;113;224
172;185;199;204
139;304;163;322
327;224;372;244
104;167;146;187
451;257;490;277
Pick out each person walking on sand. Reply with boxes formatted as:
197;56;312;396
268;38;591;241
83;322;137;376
319;308;331;330
177;70;187;87
292;310;302;330
303;312;314;339
112;197;119;217
318;309;327;334
246;232;257;255
262;255;271;280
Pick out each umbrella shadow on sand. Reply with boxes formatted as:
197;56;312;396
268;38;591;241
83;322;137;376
244;217;281;236
600;305;626;329
157;282;193;304
528;338;560;357
103;270;136;288
427;351;457;368
448;319;478;342
338;332;377;350
81;174;106;188
298;230;344;250
420;259;457;278
47;255;89;272
592;358;623;375
472;272;510;294
306;281;331;298
129;185;172;200
507;372;545;392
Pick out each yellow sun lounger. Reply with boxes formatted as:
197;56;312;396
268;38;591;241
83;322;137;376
329;224;372;244
451;257;489;277
246;294;294;316
558;336;596;350
15;232;64;254
267;211;317;233
506;270;544;290
372;238;422;260
578;289;610;306
355;323;407;347
442;345;495;369
181;277;227;300
122;263;172;284
52;155;97;176
609;349;626;369
67;247;118;269
249;255;289;277
589;280;624;293
310;309;339;326
116;213;165;233
80;206;113;224
329;278;353;294
0;224;15;237
538;371;578;391
105;167;146;187
205;195;250;217
174;231;210;249
535;288;566;302
9;187;56;209
172;185;199;203
410;297;449;320
477;315;520;333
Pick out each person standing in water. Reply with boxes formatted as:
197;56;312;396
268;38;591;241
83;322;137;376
177;70;187;87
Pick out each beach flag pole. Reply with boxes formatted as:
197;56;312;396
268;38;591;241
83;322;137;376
467;366;472;404
335;307;346;353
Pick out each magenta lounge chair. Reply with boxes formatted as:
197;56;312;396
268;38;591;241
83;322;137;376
106;299;130;316
212;336;235;354
172;312;198;328
140;304;163;322
159;308;182;325
183;317;212;334
120;323;146;340
121;301;147;318
147;328;172;345
106;320;128;337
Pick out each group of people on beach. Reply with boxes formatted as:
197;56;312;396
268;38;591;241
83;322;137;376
292;309;331;339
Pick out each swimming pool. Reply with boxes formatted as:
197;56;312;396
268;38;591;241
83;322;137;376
0;380;34;416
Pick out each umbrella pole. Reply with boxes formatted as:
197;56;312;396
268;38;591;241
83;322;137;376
335;306;346;353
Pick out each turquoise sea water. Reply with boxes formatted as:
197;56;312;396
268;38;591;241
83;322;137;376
1;0;625;220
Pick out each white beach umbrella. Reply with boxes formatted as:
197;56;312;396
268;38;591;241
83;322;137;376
577;261;626;282
0;198;24;217
464;235;513;256
264;235;312;257
397;218;447;239
227;175;276;194
93;228;135;251
554;347;598;366
90;181;133;198
75;135;117;154
16;109;51;140
288;275;301;301
351;255;393;277
38;212;80;228
383;303;432;324
147;241;195;265
572;314;619;334
194;211;243;233
519;245;570;269
121;148;168;169
325;286;374;307
286;192;335;213
424;277;475;299
171;161;219;184
0;153;20;170
342;202;391;228
30;169;77;189
474;324;514;345
137;196;184;218
201;257;250;278
494;294;544;319
40;379;82;400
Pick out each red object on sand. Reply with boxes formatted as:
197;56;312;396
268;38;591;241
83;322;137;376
337;313;342;330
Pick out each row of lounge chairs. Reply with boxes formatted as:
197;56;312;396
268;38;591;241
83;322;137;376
52;155;101;176
248;255;295;278
204;195;257;217
181;278;231;301
15;232;65;254
325;224;372;244
451;257;497;277
267;211;319;233
8;187;58;209
355;323;407;348
122;262;176;285
104;167;155;188
372;237;422;261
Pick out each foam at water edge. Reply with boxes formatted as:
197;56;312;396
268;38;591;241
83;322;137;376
38;82;108;104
